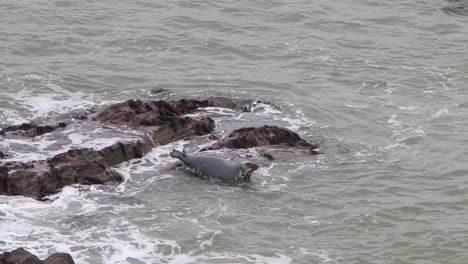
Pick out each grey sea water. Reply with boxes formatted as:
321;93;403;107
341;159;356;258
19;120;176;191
1;0;468;263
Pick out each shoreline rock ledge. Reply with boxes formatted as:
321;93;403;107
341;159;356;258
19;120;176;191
0;248;75;264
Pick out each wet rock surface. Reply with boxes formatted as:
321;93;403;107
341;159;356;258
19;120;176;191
91;99;180;127
202;125;319;155
0;148;122;199
0;248;75;264
0;98;221;199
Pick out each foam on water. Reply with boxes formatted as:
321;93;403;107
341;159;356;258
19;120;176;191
0;76;119;125
0;109;29;126
430;108;451;120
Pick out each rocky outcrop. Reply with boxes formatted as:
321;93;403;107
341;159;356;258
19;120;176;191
202;125;319;155
0;99;220;199
0;248;74;264
91;99;179;127
0;122;67;138
0;97;317;199
0;148;122;199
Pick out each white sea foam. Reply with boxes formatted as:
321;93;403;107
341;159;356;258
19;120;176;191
2;84;117;124
430;108;450;119
398;105;419;111
387;114;403;128
313;250;336;263
345;101;369;109
0;109;29;125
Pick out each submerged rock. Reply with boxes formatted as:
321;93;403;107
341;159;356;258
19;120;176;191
0;248;75;264
202;125;319;155
0;150;7;159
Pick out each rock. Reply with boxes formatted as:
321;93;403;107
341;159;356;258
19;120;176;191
169;99;214;115
0;99;217;199
0;122;67;138
0;248;42;264
0;148;122;199
202;125;319;154
169;97;256;114
91;98;254;127
143;116;213;144
48;148;122;185
98;140;153;166
91;99;180;127
187;117;215;136
0;248;74;264
43;253;75;264
150;87;167;94
0;150;7;159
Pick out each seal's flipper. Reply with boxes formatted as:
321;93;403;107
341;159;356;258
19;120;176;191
170;149;187;160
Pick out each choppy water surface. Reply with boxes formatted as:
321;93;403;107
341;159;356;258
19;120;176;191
1;0;468;263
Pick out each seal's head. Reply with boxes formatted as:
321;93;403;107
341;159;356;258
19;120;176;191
238;162;259;182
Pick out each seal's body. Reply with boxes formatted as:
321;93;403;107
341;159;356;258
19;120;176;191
170;150;258;182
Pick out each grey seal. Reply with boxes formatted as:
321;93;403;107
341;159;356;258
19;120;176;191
170;149;259;182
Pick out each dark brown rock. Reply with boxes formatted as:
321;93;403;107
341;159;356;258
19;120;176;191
0;150;7;159
0;248;74;264
169;97;256;114
188;117;216;136
91;97;256;128
0;148;122;199
48;148;122;186
202;125;319;154
0;122;67;138
206;97;255;112
98;140;153;166
147;116;215;145
43;253;75;264
169;99;214;114
0;248;42;264
91;99;179;127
